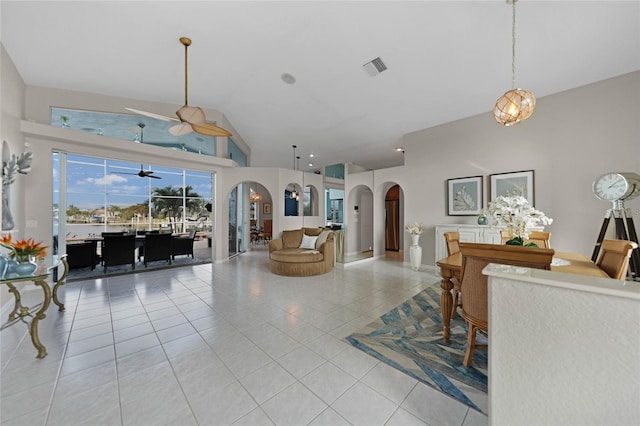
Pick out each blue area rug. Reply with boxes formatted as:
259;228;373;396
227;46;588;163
346;285;488;414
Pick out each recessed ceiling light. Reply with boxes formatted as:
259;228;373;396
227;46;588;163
396;147;405;152
281;73;296;85
308;163;313;167
309;153;315;158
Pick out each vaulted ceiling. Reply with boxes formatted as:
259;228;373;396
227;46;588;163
2;1;639;170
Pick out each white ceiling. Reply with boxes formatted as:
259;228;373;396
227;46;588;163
2;1;639;170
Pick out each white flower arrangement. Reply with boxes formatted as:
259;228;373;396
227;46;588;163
484;196;553;241
405;222;424;235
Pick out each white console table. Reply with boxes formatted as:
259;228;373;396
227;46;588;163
434;223;543;263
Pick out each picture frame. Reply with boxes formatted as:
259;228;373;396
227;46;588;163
447;176;483;216
263;203;271;215
489;170;535;204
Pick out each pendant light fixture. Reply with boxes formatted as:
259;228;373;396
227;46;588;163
133;123;145;143
249;183;262;202
289;145;298;199
493;0;535;126
292;145;297;170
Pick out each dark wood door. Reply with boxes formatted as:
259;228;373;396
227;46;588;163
385;200;399;251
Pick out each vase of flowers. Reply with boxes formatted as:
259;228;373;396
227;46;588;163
0;235;47;276
405;222;424;270
484;196;553;247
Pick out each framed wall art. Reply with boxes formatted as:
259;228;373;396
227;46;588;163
447;176;483;216
489;170;534;204
263;203;271;215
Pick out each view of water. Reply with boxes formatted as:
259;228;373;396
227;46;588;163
64;221;211;239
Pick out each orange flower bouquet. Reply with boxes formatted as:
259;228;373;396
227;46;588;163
0;235;48;262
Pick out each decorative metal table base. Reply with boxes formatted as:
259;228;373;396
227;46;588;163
1;255;68;358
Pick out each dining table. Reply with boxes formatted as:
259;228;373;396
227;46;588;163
436;250;609;341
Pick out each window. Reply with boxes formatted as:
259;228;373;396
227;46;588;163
56;153;212;242
227;138;247;166
51;107;217;156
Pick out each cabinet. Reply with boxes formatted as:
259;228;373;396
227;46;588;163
435;224;543;263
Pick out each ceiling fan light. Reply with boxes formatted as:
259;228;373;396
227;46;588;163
126;37;232;138
493;88;536;126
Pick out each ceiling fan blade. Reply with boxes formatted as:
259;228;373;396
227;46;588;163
168;123;194;136
126;108;179;123
191;122;232;137
138;170;162;179
176;106;206;125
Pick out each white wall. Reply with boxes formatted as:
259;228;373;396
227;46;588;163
0;44;27;309
485;265;640;425
374;71;640;265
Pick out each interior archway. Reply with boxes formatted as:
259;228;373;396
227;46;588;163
383;183;404;261
284;182;301;216
228;180;273;255
344;184;373;263
303;184;319;217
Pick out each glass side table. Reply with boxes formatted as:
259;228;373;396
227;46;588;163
0;254;69;358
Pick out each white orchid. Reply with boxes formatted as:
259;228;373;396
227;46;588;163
484;196;553;240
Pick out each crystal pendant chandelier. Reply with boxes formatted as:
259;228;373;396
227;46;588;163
249;184;262;202
493;0;535;126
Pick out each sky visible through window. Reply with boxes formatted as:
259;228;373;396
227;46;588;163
54;153;212;236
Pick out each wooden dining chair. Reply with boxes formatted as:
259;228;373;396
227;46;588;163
443;232;462;319
500;230;551;248
443;232;460;256
455;242;555;367
499;230;511;245
261;219;272;242
526;231;551;248
596;239;638;279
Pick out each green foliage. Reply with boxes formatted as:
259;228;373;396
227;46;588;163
505;236;538;248
151;185;202;223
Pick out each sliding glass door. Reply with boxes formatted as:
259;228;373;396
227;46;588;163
54;153;213;250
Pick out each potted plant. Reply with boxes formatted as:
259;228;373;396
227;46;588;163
484;196;553;247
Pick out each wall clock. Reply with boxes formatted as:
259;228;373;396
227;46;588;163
592;172;640;202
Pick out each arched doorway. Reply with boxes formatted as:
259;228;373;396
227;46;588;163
228;181;272;256
383;183;404;260
345;184;373;262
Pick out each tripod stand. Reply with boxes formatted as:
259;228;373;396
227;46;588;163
591;200;639;281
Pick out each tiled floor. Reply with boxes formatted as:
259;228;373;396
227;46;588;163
0;248;488;426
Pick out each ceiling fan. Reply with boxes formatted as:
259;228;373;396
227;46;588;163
126;37;232;138
115;163;162;179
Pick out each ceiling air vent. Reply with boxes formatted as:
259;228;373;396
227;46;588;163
362;57;388;77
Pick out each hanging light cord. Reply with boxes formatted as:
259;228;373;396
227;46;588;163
511;0;516;90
